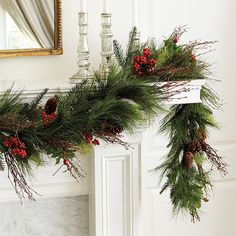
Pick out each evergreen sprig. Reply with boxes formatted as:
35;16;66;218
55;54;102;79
113;40;126;68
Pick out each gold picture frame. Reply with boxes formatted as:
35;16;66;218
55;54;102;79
0;0;63;58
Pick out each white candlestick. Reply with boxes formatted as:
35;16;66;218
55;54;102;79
133;0;138;27
80;0;86;12
103;0;110;13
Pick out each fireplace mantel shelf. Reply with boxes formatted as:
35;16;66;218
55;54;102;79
0;79;205;236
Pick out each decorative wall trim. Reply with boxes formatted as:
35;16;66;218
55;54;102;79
102;154;132;236
0;179;89;203
89;138;142;236
0;157;90;203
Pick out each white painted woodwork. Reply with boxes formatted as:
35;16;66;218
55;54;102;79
89;137;141;236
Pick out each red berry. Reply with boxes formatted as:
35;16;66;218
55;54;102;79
43;119;49;125
139;56;147;64
190;54;196;62
86;135;93;144
143;48;150;57
18;141;25;149
92;139;100;145
134;55;140;62
21;150;27;159
41;111;57;125
148;59;156;65
41;111;46;117
63;159;70;165
172;36;179;44
12;137;18;145
3;140;11;148
12;148;20;156
133;63;140;71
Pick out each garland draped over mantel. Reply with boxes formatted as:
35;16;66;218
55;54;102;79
0;27;226;222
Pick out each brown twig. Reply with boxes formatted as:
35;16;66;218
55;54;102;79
157;80;191;101
94;121;132;150
201;141;227;176
4;152;39;201
191;212;200;223
63;159;87;182
0;115;32;132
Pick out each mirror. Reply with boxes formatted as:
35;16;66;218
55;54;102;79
0;0;62;57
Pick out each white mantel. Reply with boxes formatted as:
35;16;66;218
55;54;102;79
89;132;143;236
0;79;205;236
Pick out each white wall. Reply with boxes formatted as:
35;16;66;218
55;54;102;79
140;1;236;235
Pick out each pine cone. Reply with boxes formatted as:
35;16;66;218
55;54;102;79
48;139;73;149
183;151;194;169
187;141;202;154
198;130;207;141
110;125;123;135
100;120;123;136
45;97;57;115
202;197;209;202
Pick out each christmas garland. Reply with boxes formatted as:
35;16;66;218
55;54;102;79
113;27;226;222
0;75;161;199
0;27;225;222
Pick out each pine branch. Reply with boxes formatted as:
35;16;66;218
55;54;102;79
157;97;221;221
113;40;125;68
125;26;139;67
4;152;39;200
29;88;48;111
0;87;22;115
18;88;48;120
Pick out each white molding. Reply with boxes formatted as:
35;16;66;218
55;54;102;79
0;179;89;203
0;156;90;203
102;154;132;236
1;79;205;105
89;137;142;236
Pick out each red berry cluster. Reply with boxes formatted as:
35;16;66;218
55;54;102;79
3;137;27;159
133;48;156;76
41;111;57;125
82;131;100;145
